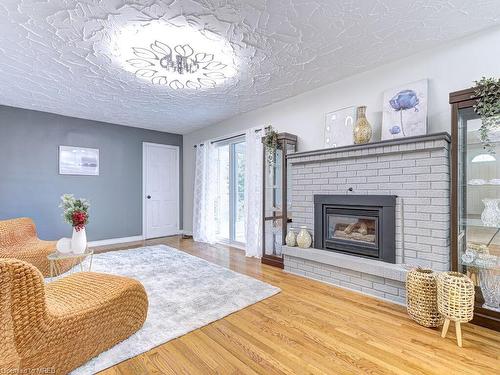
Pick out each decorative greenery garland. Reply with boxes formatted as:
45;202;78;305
263;126;279;167
473;77;500;154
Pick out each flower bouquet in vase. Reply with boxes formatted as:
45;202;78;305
59;194;90;254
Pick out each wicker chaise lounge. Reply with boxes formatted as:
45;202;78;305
0;217;75;276
0;259;148;374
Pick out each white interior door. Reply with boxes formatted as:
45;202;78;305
143;143;179;239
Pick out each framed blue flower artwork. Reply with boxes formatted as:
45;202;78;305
381;79;428;140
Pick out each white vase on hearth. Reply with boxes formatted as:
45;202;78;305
297;226;312;248
285;228;297;247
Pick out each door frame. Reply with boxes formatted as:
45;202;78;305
142;142;180;239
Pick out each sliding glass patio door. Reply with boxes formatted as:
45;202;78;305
214;137;246;246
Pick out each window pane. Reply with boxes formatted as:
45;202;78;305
234;141;246;243
215;144;230;240
214;138;246;245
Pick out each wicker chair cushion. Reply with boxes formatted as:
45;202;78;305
0;259;148;374
0;217;74;276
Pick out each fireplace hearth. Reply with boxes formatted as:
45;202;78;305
314;195;396;263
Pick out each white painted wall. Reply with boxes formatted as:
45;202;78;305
183;26;500;231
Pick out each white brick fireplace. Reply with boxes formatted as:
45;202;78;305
282;133;451;304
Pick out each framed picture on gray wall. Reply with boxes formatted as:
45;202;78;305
59;146;99;176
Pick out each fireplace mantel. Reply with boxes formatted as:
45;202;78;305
287;132;450;163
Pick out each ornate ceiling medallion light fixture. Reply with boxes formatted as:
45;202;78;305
127;41;228;89
113;21;236;90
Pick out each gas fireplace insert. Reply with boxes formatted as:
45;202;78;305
314;195;396;263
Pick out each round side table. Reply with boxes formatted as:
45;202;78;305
47;249;94;279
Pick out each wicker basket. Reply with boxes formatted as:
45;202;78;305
437;272;474;323
406;268;443;327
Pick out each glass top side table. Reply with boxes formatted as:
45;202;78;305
47;249;94;279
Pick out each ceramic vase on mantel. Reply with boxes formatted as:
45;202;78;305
297;226;312;248
353;106;372;144
71;227;87;254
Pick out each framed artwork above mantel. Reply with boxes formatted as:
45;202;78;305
450;87;500;332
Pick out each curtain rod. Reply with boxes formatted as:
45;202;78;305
210;133;244;144
193;126;270;148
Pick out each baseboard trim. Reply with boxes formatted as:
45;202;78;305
88;235;144;248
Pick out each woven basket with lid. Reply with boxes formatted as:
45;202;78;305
406;268;443;327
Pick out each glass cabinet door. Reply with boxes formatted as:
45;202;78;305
457;107;500;312
285;141;295;220
264;148;283;256
262;133;297;266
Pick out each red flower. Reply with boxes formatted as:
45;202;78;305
72;211;87;231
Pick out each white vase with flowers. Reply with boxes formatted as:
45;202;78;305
59;194;90;254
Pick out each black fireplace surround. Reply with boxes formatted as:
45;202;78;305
314;195;396;263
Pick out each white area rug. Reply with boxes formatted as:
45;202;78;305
59;245;280;374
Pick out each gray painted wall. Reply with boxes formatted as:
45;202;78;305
0;105;183;241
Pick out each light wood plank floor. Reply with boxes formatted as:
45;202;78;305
95;237;500;375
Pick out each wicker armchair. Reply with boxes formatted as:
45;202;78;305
0;259;148;374
0;217;75;276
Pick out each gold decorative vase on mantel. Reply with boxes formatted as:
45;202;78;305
353;106;372;144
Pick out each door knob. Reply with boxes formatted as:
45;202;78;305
147;195;151;199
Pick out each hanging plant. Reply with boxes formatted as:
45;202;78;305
263;126;279;168
473;77;500;154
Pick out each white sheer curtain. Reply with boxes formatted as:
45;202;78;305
192;142;217;244
244;127;264;257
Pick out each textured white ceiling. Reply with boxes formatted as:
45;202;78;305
0;1;499;134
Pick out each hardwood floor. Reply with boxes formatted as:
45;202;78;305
96;237;500;375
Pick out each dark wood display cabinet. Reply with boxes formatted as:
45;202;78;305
261;133;297;268
450;88;500;331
